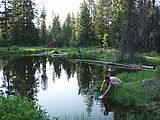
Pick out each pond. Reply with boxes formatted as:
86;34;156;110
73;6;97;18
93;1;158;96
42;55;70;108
0;56;134;120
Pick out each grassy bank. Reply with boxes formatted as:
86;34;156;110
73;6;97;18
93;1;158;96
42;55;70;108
112;68;160;120
96;66;160;120
97;70;157;106
0;96;54;120
1;46;160;65
0;46;55;56
59;47;118;61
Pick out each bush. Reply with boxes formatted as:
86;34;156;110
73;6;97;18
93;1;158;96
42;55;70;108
11;46;20;50
0;96;52;120
51;50;60;54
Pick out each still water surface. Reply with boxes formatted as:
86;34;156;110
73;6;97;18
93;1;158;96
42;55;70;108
0;56;132;119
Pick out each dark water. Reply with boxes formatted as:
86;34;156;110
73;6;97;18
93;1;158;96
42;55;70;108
0;56;133;120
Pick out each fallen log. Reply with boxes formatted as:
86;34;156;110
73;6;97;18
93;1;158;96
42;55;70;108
37;52;67;57
75;59;155;70
52;52;67;58
37;52;51;56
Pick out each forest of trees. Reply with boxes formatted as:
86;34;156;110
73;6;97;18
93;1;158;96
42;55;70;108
0;0;160;58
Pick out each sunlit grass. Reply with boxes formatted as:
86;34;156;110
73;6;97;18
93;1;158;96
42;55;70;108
0;46;55;55
144;56;160;61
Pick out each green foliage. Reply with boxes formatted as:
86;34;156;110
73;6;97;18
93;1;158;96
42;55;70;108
0;47;55;56
117;71;156;83
0;0;12;50
0;96;52;120
113;83;153;106
102;34;108;48
50;15;62;46
51;50;60;54
61;13;73;47
10;0;38;46
39;5;47;45
70;15;77;47
110;70;156;106
79;1;92;47
120;111;160;120
10;46;20;50
155;66;160;79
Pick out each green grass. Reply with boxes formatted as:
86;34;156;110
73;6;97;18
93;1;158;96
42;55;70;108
111;70;156;106
113;83;154;106
1;46;160;65
117;70;156;83
59;47;117;61
97;70;157;106
0;96;53;120
119;111;160;120
0;46;56;56
141;51;160;65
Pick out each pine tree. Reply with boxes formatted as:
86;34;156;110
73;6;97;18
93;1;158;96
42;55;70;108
70;14;77;47
0;0;12;50
10;0;38;46
94;0;107;46
61;13;72;46
51;15;62;47
23;0;38;46
108;0;125;47
39;4;47;45
119;0;158;60
79;1;92;47
119;0;138;60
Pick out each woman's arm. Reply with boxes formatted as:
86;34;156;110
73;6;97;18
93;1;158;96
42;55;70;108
102;84;112;97
100;80;105;92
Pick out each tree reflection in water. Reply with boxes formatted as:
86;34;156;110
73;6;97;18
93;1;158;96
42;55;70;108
0;56;132;119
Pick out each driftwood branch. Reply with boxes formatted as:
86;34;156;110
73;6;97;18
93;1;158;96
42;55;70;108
37;52;67;57
75;59;154;70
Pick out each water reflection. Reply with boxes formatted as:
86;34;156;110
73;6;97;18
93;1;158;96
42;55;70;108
0;56;132;119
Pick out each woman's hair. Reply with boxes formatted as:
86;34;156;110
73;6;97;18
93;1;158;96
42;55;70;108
104;75;109;81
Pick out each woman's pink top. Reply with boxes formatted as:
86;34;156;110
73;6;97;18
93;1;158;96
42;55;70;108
109;77;122;85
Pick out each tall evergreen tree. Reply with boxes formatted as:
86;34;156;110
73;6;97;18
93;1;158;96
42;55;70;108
10;0;38;46
39;4;47;45
137;0;157;52
61;13;72;46
119;0;158;60
70;14;77;47
154;6;160;52
79;1;92;47
51;15;62;47
108;0;125;47
0;0;12;50
87;0;95;17
22;0;38;46
94;0;108;46
119;0;138;60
